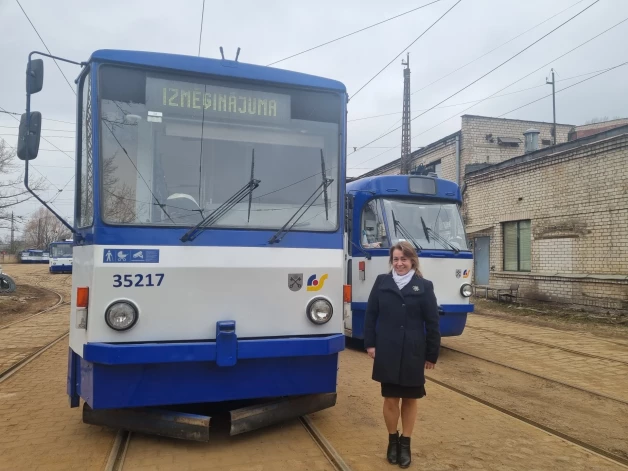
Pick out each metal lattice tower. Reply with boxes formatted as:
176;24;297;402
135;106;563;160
400;53;411;174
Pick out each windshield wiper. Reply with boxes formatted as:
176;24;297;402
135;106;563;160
391;211;422;251
268;177;334;244
420;216;460;253
180;178;261;242
320;150;329;220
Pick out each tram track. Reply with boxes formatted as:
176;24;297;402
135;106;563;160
441;345;628;406
0;282;64;330
424;372;628;469
465;324;628;366
0;271;71;381
470;310;628;348
105;415;353;471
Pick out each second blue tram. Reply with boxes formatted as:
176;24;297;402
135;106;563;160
344;174;474;338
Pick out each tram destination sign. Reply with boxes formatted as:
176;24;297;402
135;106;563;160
146;77;291;124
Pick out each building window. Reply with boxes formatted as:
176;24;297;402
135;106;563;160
503;220;531;272
425;160;442;177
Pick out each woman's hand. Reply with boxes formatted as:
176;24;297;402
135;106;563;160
425;361;435;370
367;347;375;359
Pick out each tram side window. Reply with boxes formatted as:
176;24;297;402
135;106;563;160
77;71;93;227
361;200;388;248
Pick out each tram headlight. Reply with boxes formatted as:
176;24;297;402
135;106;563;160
460;283;473;298
105;301;138;331
306;298;333;325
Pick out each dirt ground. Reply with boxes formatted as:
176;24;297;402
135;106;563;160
429;348;628;461
0;283;59;327
472;296;628;342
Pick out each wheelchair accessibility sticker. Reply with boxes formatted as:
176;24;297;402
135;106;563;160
103;249;160;263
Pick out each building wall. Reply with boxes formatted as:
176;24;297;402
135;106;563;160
0;254;18;264
409;135;458;182
361;115;574;186
570;118;628;140
464;132;628;312
460;115;573;174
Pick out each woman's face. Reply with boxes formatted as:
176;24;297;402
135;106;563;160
392;249;412;276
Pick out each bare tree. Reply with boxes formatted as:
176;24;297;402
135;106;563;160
0;139;46;231
22;206;72;249
585;116;623;125
102;154;137;223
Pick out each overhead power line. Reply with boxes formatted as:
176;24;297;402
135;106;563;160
198;0;206;56
350;0;462;101
0;125;75;132
266;0;445;66
15;0;76;96
411;0;589;96
407;15;628;142
348;66;617;122
378;0;591;133
0;105;75;161
0;111;75;125
497;61;628;118
349;0;600;156
351;58;628;171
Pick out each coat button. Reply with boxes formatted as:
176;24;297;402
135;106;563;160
402;304;406;307
400;325;404;329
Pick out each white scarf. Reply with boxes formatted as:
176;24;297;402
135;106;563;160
392;269;414;290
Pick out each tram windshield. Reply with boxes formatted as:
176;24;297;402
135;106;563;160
361;198;469;251
94;65;341;231
51;244;73;258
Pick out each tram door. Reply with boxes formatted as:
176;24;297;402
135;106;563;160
474;236;490;285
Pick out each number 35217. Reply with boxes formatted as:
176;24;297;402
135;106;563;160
113;274;164;288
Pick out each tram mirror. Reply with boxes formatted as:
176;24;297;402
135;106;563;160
17;112;42;161
27;59;44;94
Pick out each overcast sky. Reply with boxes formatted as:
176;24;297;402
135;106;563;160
1;0;627;239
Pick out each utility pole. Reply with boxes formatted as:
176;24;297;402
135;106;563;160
400;53;411;175
546;68;556;145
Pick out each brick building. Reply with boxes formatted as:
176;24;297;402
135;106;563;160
464;125;628;312
359;114;575;184
356;116;628;312
568;117;628;140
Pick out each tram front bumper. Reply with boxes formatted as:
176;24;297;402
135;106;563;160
68;328;344;411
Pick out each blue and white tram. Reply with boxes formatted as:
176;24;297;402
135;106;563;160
49;240;73;273
344;174;474;339
18;49;347;440
20;248;49;263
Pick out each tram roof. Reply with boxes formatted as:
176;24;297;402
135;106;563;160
88;50;346;93
347;175;461;202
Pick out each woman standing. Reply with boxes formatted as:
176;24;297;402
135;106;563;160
364;241;441;468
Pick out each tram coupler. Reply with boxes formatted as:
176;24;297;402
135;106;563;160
229;392;337;435
82;404;211;442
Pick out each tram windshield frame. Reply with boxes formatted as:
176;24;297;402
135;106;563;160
50;243;73;258
89;64;342;233
360;197;470;252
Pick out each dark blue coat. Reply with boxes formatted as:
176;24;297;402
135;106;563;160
364;273;441;387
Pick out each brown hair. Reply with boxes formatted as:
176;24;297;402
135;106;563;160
389;241;422;277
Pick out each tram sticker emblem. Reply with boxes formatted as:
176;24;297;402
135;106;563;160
307;274;328;292
103;249;160;263
463;269;470;278
455;269;462;279
288;273;303;292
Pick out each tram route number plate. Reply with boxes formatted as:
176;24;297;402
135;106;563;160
113;273;164;288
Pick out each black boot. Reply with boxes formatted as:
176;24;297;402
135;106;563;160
398;435;411;468
387;431;399;464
